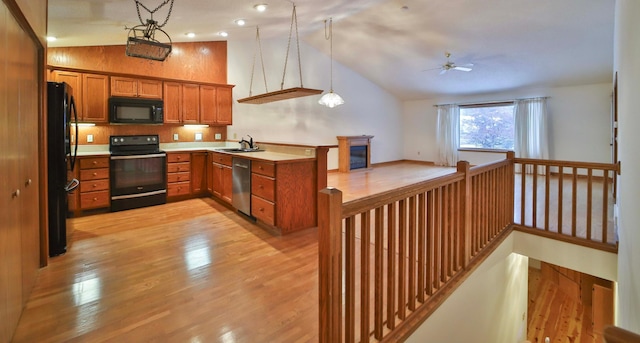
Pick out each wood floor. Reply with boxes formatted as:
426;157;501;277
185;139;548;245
11;162;605;342
527;267;602;343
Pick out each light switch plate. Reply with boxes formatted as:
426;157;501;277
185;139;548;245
214;133;222;140
195;132;203;141
173;133;179;141
87;134;93;143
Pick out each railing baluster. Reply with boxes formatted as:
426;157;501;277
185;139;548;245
587;168;593;241
602;171;609;244
520;163;526;226
544;165;550;230
408;196;417;311
572;167;578;237
360;211;370;343
374;207;384;340
426;190;434;296
434;188;442;289
558;166;564;234
442;185;449;281
417;193;426;303
398;199;407;320
386;202;396;330
532;163;538;228
345;216;356;343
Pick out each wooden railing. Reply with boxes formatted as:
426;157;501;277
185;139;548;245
604;326;640;343
318;157;514;343
513;158;619;252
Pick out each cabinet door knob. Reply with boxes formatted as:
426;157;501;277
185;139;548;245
93;172;98;176
12;189;20;198
92;160;98;165
259;208;264;212
25;179;32;186
93;197;98;201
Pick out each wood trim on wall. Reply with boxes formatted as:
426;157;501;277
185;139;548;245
47;42;229;85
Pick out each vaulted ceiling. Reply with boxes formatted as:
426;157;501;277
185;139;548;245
47;0;615;100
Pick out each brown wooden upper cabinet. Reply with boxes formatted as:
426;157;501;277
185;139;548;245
164;82;199;124
51;70;109;123
200;85;233;125
110;76;163;99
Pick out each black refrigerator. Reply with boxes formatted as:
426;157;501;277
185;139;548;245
47;81;79;257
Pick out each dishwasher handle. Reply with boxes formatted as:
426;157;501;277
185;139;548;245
234;163;250;169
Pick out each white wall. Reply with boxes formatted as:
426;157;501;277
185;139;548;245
402;83;613;165
226;38;403;167
407;234;529;343
613;0;640;333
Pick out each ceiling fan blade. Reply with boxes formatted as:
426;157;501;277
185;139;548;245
453;65;473;72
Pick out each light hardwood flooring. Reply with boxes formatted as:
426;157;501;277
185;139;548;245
12;162;603;342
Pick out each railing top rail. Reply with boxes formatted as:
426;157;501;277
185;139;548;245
514;157;619;171
469;158;512;176
341;172;464;218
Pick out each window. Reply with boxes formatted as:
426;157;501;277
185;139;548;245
459;103;515;150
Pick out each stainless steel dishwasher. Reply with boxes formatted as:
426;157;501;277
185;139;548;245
232;157;252;216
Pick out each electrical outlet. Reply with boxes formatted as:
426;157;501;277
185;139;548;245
195;132;203;141
233;133;237;139
173;133;179;141
214;133;222;140
87;134;93;143
305;149;312;156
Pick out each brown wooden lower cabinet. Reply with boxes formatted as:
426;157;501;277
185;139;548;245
191;152;207;195
250;159;317;234
208;152;232;204
77;157;110;210
167;153;191;199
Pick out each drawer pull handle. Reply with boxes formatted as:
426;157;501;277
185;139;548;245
92;161;98;165
93;197;98;201
92;184;97;188
259;208;264;212
92;172;98;176
259;185;263;189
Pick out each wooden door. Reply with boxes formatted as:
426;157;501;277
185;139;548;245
199;85;216;125
137;79;162;99
221;165;233;204
216;86;233;125
110;76;138;97
82;73;108;122
52;70;83;119
181;83;200;123
163;82;182;123
206;154;213;194
212;163;223;198
190;152;207;195
592;284;614;335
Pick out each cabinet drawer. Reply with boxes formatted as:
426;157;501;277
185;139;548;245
167;153;191;163
167;172;190;183
80;190;109;209
80;179;110;192
251;174;275;201
167;162;190;173
168;181;191;197
211;152;232;166
80;168;109;181
80;157;109;169
251;195;275;226
252;161;275;177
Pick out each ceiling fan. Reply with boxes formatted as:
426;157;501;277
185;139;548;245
427;52;474;75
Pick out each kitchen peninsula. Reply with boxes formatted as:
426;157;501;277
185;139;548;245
73;141;330;235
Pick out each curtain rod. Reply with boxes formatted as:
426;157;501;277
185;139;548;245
433;96;550;107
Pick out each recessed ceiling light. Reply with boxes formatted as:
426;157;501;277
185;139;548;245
46;36;57;42
254;4;268;12
186;32;196;38
235;19;246;26
217;31;229;37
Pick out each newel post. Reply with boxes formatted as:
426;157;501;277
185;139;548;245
318;187;343;343
457;160;472;268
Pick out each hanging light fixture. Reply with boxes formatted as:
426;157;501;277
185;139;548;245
125;0;175;61
318;18;344;108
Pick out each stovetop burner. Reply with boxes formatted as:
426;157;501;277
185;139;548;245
110;134;162;155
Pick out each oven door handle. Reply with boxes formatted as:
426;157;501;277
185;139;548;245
110;153;166;160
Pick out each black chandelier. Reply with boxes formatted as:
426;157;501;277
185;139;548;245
126;0;174;61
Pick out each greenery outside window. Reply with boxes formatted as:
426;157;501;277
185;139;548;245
459;102;515;150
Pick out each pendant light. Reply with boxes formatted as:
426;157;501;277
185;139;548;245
318;18;344;108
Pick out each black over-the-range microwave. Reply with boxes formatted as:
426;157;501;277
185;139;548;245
108;97;164;124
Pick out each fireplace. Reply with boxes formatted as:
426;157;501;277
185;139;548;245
337;135;373;172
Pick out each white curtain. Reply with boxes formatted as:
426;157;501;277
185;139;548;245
436;104;460;167
514;97;549;173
